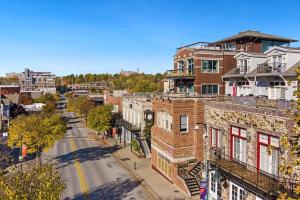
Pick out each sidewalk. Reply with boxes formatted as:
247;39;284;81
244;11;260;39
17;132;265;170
100;138;197;200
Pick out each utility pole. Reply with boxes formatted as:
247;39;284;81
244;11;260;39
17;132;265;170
20;133;23;172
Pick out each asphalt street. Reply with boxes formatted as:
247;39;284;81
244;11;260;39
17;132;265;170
44;113;152;200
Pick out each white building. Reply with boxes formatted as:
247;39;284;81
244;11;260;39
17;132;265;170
19;68;56;94
223;46;299;101
120;95;153;158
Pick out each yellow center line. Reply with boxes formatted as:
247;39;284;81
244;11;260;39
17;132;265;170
70;136;89;200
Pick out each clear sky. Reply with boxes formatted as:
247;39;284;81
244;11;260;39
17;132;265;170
0;0;300;76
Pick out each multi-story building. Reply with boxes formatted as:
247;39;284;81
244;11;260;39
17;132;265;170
167;31;296;95
151;95;215;196
223;46;300;100
67;81;108;92
19;68;56;94
151;94;299;199
205;97;299;200
119;94;153;158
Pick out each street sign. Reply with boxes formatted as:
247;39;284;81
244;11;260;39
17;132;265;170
19;156;23;161
2;132;8;137
22;145;27;158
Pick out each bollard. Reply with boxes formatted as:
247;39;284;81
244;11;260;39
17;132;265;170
134;161;137;170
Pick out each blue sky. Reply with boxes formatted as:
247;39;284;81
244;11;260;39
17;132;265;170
0;0;300;76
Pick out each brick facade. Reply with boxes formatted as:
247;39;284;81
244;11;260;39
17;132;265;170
151;96;207;194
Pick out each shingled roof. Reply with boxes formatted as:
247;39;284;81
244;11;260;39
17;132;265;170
216;30;298;43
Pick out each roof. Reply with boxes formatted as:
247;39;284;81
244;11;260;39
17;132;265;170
234;51;266;59
283;61;300;76
216;30;298;43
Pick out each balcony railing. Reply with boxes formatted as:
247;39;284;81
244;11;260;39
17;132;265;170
257;62;287;73
167;70;195;78
232;66;249;74
209;147;299;198
117;118;141;132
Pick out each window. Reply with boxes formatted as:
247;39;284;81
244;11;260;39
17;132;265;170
211;128;222;147
230;182;246;200
187;59;194;74
157;153;171;178
202;85;219;95
178;60;185;74
231;126;247;163
180;115;188;132
157;111;172;132
202;60;219;73
209;172;222;199
258;133;279;176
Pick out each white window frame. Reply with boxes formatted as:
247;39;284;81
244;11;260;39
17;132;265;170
180;115;188;133
230;182;246;200
209;171;222;199
211;128;222;148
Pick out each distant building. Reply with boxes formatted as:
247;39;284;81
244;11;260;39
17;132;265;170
19;68;56;94
120;68;140;76
67;81;108;91
5;72;21;78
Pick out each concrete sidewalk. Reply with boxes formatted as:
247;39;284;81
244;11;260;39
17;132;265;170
100;138;196;200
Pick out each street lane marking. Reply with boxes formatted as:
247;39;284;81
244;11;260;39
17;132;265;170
70;136;89;200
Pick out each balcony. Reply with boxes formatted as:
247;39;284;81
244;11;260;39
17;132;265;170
117;118;141;132
232;66;249;74
209;148;299;199
257;62;287;73
167;70;195;79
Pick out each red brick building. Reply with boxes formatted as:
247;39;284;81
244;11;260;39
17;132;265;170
0;85;20;95
151;95;217;196
167;30;296;95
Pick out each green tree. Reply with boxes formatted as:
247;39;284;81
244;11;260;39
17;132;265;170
0;164;66;200
8;114;66;163
66;96;94;120
87;105;112;134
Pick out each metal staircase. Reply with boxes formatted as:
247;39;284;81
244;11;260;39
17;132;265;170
139;139;151;158
178;161;205;196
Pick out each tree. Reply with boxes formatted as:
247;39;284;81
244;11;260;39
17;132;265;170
87;105;112;134
277;67;300;199
19;94;33;105
66;96;94;120
8;114;66;163
42;101;56;115
0;164;66;200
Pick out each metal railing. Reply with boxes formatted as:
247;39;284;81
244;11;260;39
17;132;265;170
117;118;141;132
257;62;287;73
232;66;249;74
209;147;300;198
167;70;195;77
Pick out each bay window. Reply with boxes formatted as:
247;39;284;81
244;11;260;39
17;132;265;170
157;111;172;132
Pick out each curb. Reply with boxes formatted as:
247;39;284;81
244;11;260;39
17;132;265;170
112;151;163;200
